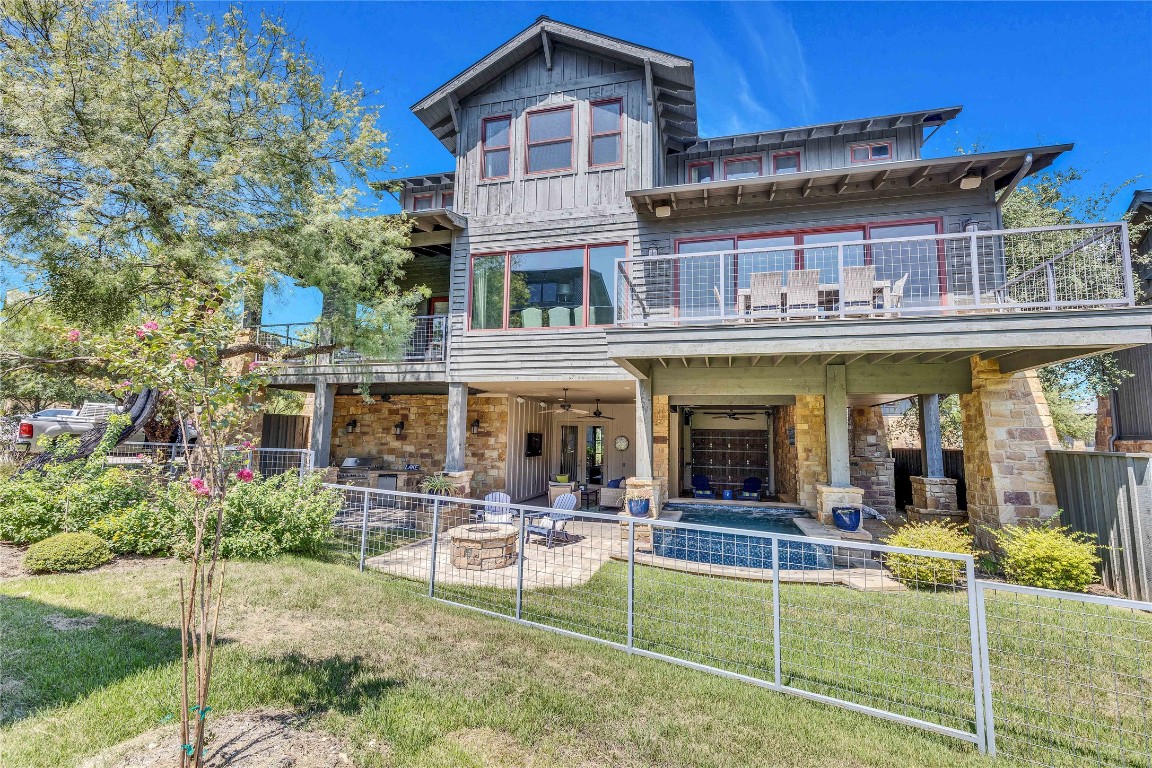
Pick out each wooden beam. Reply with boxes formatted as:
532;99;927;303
820;353;840;365
644;59;654;107
658;357;669;368
768;182;778;201
949;161;975;184
447;92;460;137
750;356;761;367
836;175;852;195
872;170;891;191
802;177;817;197
540;29;553;70
795;353;815;367
736;185;743;204
919;394;945;478
669;192;677;210
909;166;932;188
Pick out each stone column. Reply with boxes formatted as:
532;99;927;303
908;394;959;522
1095;394;1113;451
849;406;896;515
960;356;1060;550
635;377;653;479
445;382;468;473
652;394;671;481
794;394;828;511
824;365;850;487
309;381;336;468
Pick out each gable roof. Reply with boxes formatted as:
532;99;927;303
410;17;695;153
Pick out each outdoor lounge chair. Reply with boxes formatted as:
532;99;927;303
691;474;716;499
841;265;877;312
526;492;577;548
885;273;909;315
749;271;784;315
521;307;544;328
482;491;513;523
548;306;573;327
785;269;820;318
737;477;762;501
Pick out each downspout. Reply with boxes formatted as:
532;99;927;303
995;152;1033;207
1108;389;1119;452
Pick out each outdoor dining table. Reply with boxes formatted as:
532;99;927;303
735;280;892;315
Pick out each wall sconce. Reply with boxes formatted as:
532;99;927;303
345;419;358;434
959;173;983;190
393;420;405;437
470;418;481;435
378;391;391;403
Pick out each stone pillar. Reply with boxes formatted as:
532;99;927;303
794;394;828;511
445;382;467;473
908;476;963;523
1095;394;1113;451
635;377;654;479
652;394;670;481
849;406;896;515
309;381;335;468
824;365;850;487
961;356;1060;550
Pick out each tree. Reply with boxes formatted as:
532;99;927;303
889;396;964;450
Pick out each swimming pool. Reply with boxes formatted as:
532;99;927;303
652;502;832;570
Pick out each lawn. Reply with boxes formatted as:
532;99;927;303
1;555;1001;768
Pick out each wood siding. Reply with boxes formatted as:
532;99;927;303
1113;345;1152;440
505;395;552;501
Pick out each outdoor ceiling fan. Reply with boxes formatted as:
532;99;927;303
701;410;761;421
578;399;615;420
542;388;590;416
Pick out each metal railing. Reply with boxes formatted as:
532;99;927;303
105;443;314;478
250;315;447;366
324;483;1152;764
614;223;1133;326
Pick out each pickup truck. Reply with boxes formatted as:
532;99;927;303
15;402;124;454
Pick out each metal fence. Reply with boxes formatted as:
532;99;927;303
250;315;447;366
614;223;1132;326
104;442;313;478
1048;450;1152;602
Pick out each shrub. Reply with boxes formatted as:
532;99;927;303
89;500;183;555
991;522;1101;592
219;472;339;559
24;531;114;573
884;522;976;587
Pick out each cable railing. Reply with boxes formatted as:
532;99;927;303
614;223;1133;327
250;315;447;366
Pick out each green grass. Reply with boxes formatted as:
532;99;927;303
1;555;1148;767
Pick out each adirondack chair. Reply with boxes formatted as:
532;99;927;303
482;491;513;523
785;269;820;318
691;474;716;499
525;492;577;548
737;477;762;501
750;271;784;315
841;265;878;312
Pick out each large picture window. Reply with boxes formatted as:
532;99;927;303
589;99;623;167
469;243;626;330
482;116;512;179
526;106;574;174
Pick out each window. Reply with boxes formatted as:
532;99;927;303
772;151;802;174
589;99;623;167
469;243;626;329
526;106;574;174
411;193;434;212
481;115;512;179
723;156;763;180
688;160;715;184
849;141;893;164
441;191;454;210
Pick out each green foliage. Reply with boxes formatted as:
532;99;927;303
24;532;113;573
889;395;964;449
88;499;183;556
991;521;1101;592
419;474;459;496
218;473;339;559
884;522;976;587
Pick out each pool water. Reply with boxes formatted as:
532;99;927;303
652;503;832;570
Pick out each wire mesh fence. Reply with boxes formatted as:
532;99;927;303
250;316;447;366
976;581;1152;767
103;443;313;479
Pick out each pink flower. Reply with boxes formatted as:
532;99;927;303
248;361;261;372
136;453;145;459
236;468;254;482
67;329;81;342
170;353;180;362
188;477;211;497
183;357;197;370
241;440;253;450
135;329;147;339
143;320;159;331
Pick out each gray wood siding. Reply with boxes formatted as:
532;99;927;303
665;126;923;184
505;395;552;501
1114;345;1152;440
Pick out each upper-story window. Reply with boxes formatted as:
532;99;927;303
772;151;802;174
411;193;434;211
723;156;763;180
688;160;715;184
850;141;893;164
482;115;512;179
441;191;454;210
526;106;574;174
589;99;624;167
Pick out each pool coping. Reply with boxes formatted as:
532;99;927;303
658;504;845;541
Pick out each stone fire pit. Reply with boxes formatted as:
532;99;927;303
447;523;517;570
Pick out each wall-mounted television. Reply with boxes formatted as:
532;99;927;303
525;432;543;457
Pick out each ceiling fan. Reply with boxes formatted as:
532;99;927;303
701;410;761;421
578;399;615;420
542;388;590;416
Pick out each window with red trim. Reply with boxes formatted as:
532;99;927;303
526;106;574;174
688;160;715;184
772;151;801;174
589;99;623;167
723;156;763;180
411;193;434;212
849;141;892;163
441;191;454;210
481;116;512;179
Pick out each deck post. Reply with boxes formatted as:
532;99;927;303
919;394;945;478
309;380;335;468
824;365;850;486
445;382;468;473
635;377;654;479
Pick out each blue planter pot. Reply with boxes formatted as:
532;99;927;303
627;498;651;517
721;489;735;500
832;506;862;532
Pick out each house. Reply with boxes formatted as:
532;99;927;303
258;17;1152;549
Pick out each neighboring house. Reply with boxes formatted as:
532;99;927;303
1103;190;1152;451
257;18;1151;548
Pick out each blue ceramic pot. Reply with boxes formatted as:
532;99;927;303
832;506;862;532
627;498;651;517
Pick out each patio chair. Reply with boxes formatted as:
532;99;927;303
548;306;573;327
749;271;784;315
526;493;577;548
737;477;762;501
482;491;512;524
691;474;716;499
785;269;820;318
521;307;544;328
841;265;878;313
885;273;909;315
599;478;626;508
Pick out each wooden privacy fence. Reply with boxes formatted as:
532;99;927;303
1047;450;1152;602
892;448;967;510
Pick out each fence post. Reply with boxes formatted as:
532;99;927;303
358;489;370;572
626;520;635;650
772;536;782;688
1045;262;1057;309
1121;222;1135;306
429;498;441;598
967;561;988;755
969;233;982;308
515;509;526;621
974;581;996;757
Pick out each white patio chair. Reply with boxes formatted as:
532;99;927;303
885;273;909;316
548;306;572;327
482;491;512;524
841;265;878;313
750;271;784;316
785;269;820;318
521;307;544;328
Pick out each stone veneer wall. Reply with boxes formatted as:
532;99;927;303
330;394;508;497
849;406;896;515
653;395;671;481
1094;395;1113;452
773;405;798;502
960;356;1060;549
1114;439;1152;453
794;394;829;511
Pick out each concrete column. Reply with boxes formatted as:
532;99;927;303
309;381;336;468
635;377;654;479
918;394;945;477
445;382;468;473
824;365;850;487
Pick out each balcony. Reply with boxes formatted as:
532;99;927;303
252;315;447;367
613;224;1134;327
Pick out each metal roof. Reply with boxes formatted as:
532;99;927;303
410;17;696;154
627;144;1072;213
